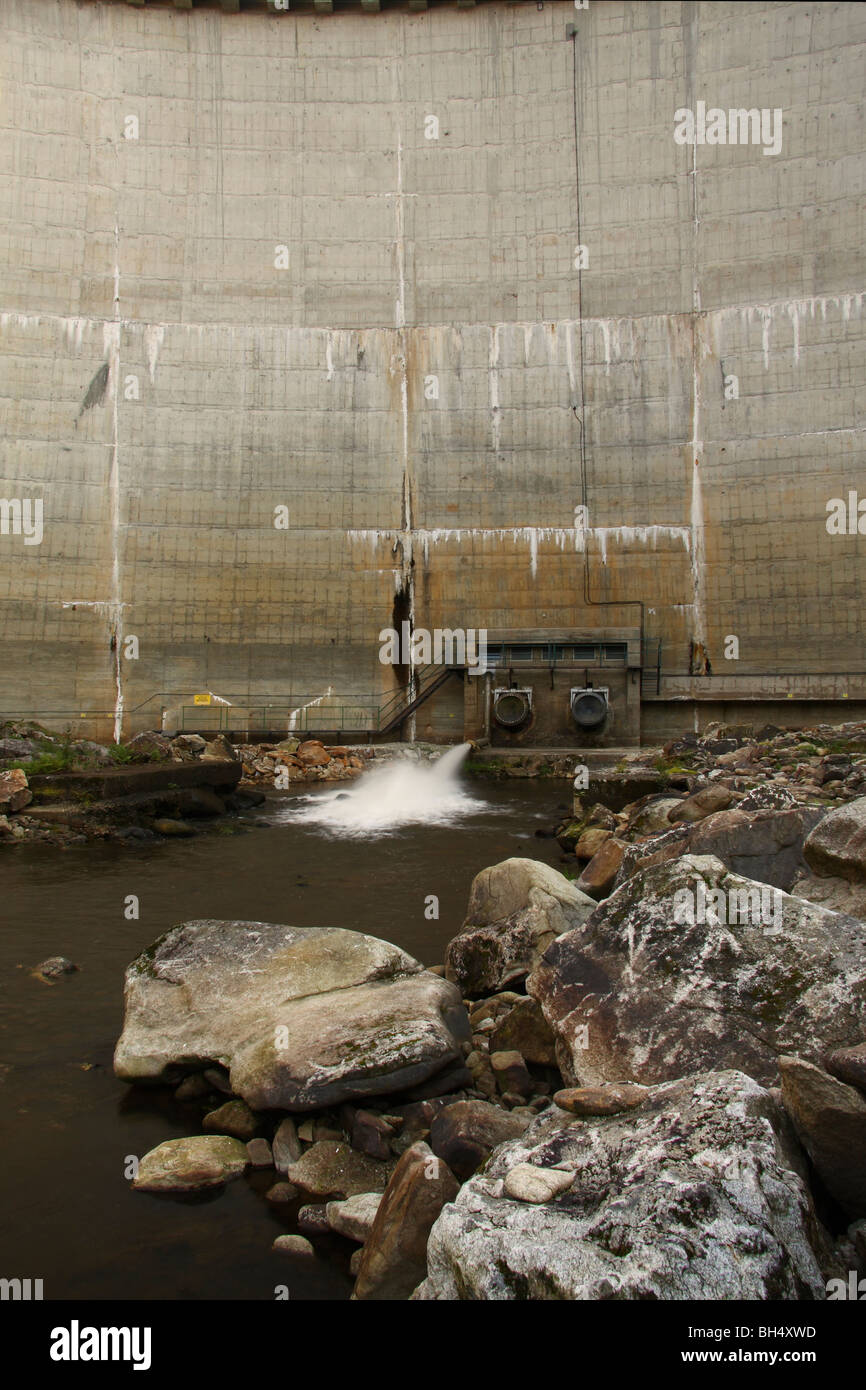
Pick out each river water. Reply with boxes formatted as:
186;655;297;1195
0;773;569;1301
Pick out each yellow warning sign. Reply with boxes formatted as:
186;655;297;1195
193;693;211;706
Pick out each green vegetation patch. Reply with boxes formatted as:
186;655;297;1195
653;755;695;779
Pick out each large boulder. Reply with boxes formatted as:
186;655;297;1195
780;1056;866;1219
415;1070;827;1301
114;920;470;1111
528;854;866;1088
445;858;595;995
170;734;207;761
686;806;825;891
297;741;331;767
614;802;829;899
171;787;226;818
804;797;866;882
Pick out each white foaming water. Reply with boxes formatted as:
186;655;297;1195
277;742;489;837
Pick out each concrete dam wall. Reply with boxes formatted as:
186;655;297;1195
1;0;864;743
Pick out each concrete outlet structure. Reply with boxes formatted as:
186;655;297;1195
1;0;864;745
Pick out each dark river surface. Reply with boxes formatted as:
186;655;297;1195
0;777;570;1301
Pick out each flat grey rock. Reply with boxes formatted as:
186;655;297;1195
114;920;469;1111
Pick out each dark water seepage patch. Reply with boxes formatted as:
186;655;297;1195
0;780;568;1300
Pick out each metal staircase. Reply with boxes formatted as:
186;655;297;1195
375;664;460;734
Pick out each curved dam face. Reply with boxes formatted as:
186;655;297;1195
1;0;864;743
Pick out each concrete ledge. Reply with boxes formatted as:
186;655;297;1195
27;761;242;802
646;677;866;702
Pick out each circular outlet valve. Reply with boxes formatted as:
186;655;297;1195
570;689;608;729
493;689;531;729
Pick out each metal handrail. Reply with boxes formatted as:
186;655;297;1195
376;664;443;724
174;665;454;735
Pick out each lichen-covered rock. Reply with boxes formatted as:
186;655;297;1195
528;854;866;1088
804;797;866;882
133;1135;248;1192
624;796;685;836
445;858;595;995
737;784;800;813
613;823;693;889
415;1070;827;1301
114;920;469;1111
0;735;40;761
125;731;172;761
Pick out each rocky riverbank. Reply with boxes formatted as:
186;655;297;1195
554;718;866;914
111;755;866;1298
0;724;458;846
0;726;255;845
